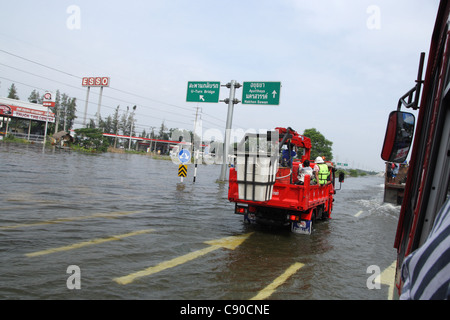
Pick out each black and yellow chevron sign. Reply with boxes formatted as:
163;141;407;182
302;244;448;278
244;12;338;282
178;164;187;177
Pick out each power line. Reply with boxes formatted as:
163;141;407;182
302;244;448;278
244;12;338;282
0;49;251;137
0;49;226;124
0;49;81;79
0;76;227;135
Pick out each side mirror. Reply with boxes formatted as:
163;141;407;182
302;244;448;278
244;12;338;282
339;172;345;183
381;111;415;163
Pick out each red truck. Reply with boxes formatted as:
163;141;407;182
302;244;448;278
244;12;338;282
381;0;449;298
228;127;344;235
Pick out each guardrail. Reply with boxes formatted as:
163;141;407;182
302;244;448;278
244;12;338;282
1;132;45;143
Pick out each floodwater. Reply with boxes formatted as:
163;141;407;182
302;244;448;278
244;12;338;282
0;143;399;300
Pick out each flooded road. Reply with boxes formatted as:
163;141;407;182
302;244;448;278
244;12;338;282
0;143;399;300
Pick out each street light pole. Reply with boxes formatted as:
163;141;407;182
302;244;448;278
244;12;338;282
219;80;240;182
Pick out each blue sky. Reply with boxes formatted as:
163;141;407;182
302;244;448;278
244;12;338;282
0;0;440;171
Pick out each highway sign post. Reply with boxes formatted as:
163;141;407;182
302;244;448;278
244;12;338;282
242;81;281;105
186;81;220;103
185;80;281;182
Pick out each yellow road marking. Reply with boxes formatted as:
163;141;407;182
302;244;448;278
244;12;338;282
115;245;219;285
250;262;305;300
376;260;397;300
0;210;142;230
114;233;253;285
354;210;363;217
25;229;154;257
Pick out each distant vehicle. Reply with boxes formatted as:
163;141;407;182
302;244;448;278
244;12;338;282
380;0;449;298
228;127;344;235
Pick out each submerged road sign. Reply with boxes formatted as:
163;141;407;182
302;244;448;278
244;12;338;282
178;149;191;163
186;81;220;103
178;164;187;177
242;81;281;105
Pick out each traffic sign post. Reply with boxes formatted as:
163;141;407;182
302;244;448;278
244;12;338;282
178;149;191;183
178;165;187;177
186;81;220;103
178;149;191;163
242;82;281;105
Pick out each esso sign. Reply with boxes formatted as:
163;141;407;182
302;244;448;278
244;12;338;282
43;91;55;107
82;77;110;87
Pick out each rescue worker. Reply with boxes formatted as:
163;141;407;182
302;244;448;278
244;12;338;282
281;143;296;167
314;156;330;185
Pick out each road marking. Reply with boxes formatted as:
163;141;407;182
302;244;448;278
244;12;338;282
250;262;305;300
25;229;154;257
376;260;397;300
0;210;142;230
114;232;253;285
354;210;363;217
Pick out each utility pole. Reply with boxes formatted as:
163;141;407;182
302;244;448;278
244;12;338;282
83;86;90;126
43;105;49;151
193;106;201;182
96;86;104;127
128;105;137;150
219;80;241;182
114;106;120;148
149;126;156;153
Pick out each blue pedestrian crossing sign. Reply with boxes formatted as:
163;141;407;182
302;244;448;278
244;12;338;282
178;149;191;163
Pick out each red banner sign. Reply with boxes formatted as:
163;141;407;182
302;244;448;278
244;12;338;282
82;77;110;87
0;104;55;123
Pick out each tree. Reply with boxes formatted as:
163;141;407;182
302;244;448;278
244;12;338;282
120;106;130;136
74;128;109;152
112;106;120;135
303;128;333;161
7;84;19;100
63;95;77;131
28;89;42;103
112;105;120;147
158;121;169;140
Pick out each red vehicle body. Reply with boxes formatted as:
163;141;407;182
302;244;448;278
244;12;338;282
228;127;343;234
381;0;450;298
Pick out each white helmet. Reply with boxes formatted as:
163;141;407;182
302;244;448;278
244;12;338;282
315;156;324;164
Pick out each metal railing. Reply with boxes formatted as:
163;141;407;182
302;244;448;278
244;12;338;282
2;132;45;143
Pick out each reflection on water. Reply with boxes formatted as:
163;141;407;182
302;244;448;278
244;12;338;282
0;143;399;300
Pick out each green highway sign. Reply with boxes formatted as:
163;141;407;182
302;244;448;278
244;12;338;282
242;81;281;105
186;81;220;103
